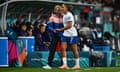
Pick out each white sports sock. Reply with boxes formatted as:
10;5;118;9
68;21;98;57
75;58;79;66
62;57;67;65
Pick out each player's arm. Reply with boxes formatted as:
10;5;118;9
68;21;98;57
59;21;72;31
56;15;73;31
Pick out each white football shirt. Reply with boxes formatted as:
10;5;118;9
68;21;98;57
63;12;78;37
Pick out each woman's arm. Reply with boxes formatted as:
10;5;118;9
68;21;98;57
56;21;72;31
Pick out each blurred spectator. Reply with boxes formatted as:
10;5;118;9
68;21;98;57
93;0;97;4
33;21;40;37
27;27;33;36
89;22;96;31
88;10;94;21
113;17;120;32
25;22;33;36
83;6;89;20
35;24;51;51
79;12;87;24
13;21;21;34
18;23;27;36
91;26;104;45
92;26;103;40
26;22;33;30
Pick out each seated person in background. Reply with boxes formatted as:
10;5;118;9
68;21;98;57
26;22;33;29
91;26;104;45
89;22;96;31
27;27;33;36
33;21;40;37
13;20;21;33
18;23;27;36
35;24;51;51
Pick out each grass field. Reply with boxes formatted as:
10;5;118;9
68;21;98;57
0;67;120;72
0;55;120;72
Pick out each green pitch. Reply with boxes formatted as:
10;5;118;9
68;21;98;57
0;67;120;72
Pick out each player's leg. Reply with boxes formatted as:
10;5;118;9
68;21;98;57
59;36;69;69
71;44;80;69
59;42;68;69
70;36;80;69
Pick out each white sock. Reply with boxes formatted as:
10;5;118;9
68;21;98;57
62;57;67;65
75;58;79;66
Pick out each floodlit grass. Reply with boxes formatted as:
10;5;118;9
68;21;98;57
0;67;120;72
118;55;120;59
118;55;120;66
0;55;120;72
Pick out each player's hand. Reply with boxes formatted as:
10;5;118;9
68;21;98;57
55;28;61;31
53;30;57;33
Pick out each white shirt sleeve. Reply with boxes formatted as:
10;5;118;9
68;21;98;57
66;14;73;22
